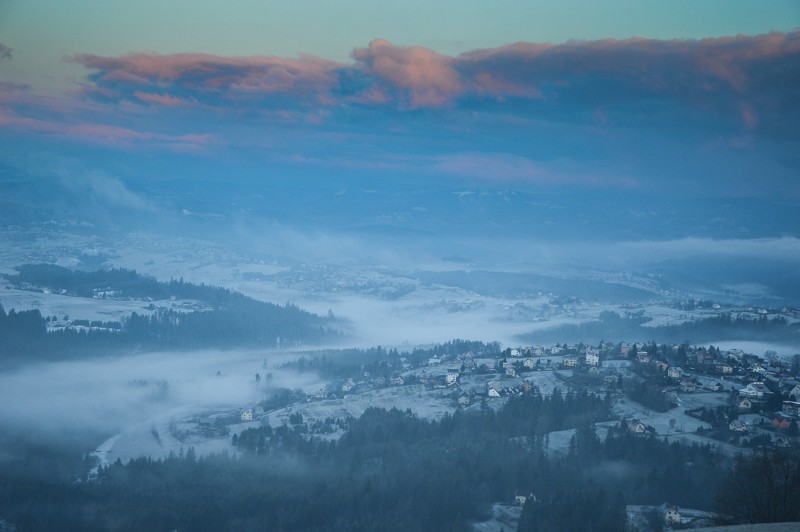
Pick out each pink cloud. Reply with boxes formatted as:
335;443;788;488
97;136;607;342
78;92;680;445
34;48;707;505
73;52;341;101
134;91;193;107
0;109;215;152
352;39;462;108
68;31;800;118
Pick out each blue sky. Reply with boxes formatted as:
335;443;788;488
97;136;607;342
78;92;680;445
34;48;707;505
0;0;799;207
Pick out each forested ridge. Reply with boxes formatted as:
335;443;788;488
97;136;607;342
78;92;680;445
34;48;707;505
0;264;341;362
518;310;800;345
2;392;795;531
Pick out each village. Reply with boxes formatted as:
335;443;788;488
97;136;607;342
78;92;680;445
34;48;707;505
227;340;800;449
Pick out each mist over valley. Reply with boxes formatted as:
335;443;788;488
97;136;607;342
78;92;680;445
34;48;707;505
2;5;800;530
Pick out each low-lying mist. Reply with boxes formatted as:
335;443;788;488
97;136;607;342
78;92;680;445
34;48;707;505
0;349;324;457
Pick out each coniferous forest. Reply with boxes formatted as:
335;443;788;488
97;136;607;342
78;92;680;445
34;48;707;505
0;265;341;363
2;392;797;531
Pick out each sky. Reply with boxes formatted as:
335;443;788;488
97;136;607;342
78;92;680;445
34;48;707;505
1;1;799;213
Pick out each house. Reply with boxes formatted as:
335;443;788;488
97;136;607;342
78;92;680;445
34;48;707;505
782;401;800;417
563;356;578;367
523;358;535;369
428;356;441;366
390;375;405;386
739;413;769;426
664;506;681;525
488;388;501;398
510;348;521;358
637;353;651;364
446;368;460;386
515;491;535;506
505;366;517;378
626;419;646;434
697;351;715;365
240;409;253;421
521;380;534;393
585;352;599;366
655;360;669;372
458;392;470;407
788;384;800;400
716;363;734;374
740;382;771;399
667;367;684;379
729;419;748;432
709;382;724;392
680;380;697;393
737;397;753;411
341;380;354;393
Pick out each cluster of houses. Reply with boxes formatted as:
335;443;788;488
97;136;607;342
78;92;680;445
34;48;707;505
226;339;799;451
625;342;800;445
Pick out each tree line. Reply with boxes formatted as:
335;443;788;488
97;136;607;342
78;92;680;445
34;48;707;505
0;265;341;363
519;310;800;345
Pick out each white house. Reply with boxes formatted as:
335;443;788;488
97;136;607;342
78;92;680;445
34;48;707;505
789;384;800;400
458;392;470;407
737;397;753;411
664;507;681;525
585;352;599;366
515;492;535;506
740;382;771;399
626;419;646;433
446;368;460;386
523;358;535;369
563;356;578;367
240;409;253;421
667;367;684;379
716;363;734;374
505;366;517;378
510;348;521;357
